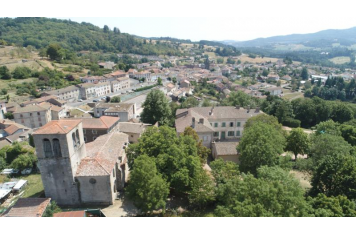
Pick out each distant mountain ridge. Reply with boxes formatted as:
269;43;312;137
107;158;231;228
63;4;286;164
222;27;356;48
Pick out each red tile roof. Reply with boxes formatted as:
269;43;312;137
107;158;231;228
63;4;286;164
53;211;85;217
33;120;81;135
4;124;21;135
3;198;51;217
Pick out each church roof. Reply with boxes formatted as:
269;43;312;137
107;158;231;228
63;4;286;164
33;120;81;135
76;132;128;177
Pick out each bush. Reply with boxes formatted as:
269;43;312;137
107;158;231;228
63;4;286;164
12;66;32;79
4;112;13;119
135;84;157;92
294;158;314;174
283;118;301;128
110;96;121;103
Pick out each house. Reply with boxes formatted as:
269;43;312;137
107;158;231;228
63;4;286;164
32;120;129;206
110;77;130;93
180;80;191;88
118;122;151;143
21;95;67;108
41;86;80;102
108;70;127;79
282;75;292;81
0;100;7;120
1;198;51;217
267;73;280;81
69;116;120;143
212;141;240;163
166;83;177;94
98;61;115;70
13;105;52;129
134;70;151;81
128;69;138;78
94;103;136;122
175;106;262;148
265;87;282;96
80;76;109;84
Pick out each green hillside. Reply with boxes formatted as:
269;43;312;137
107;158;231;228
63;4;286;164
0;17;182;56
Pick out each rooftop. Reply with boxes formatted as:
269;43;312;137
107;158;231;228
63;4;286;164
96;102;134;112
69;116;120;129
33;120;81;135
3;198;51;217
213;141;239;156
118;122;150;134
76;132;128;177
13;104;48;114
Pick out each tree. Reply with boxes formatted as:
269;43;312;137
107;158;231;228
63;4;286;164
308;134;352;165
110;96;121;103
105;96;110;103
262;69;269;77
42;201;62;217
172;77;177;85
11;153;37;171
285;128;309;160
46;44;63;61
113;27;120;34
244;113;285;136
201;99;212;107
4;112;13;119
238;122;286;175
12;66;32;79
188;169;216;209
126;155;169;215
181;97;199;108
182;127;210;164
0;66;11;80
215;166;310;217
315;120;341;136
103;25;110;33
210;159;240;185
308;194;356;217
141;90;172;125
157;77;162;85
310;154;356;199
301;67;309;80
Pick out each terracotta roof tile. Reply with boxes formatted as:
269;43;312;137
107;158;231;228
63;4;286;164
33;120;81;135
4;198;51;217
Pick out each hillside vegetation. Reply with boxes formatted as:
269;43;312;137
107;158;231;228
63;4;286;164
0;18;182;56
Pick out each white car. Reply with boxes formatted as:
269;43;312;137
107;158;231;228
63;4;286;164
1;168;19;175
78;99;83;102
21;168;32;175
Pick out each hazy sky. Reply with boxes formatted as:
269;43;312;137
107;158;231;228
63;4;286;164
56;16;356;42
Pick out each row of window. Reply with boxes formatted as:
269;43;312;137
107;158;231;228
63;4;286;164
213;131;241;137
211;121;241;128
20;112;41;118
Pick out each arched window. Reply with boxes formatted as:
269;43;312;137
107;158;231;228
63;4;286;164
52;139;62;157
72;133;77;150
43;139;53;158
75;130;80;146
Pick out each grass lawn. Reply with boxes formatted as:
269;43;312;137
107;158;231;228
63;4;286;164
21;174;44;198
283;92;303;100
329;56;351;65
290;170;311;190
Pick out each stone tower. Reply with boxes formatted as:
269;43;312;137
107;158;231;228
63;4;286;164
32;120;86;206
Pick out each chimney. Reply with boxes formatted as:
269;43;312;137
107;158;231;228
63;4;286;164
199;118;204;124
192;117;195;128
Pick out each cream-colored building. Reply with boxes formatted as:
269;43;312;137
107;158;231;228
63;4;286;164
13;105;52;129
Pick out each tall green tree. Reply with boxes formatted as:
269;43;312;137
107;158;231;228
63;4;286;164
301;67;309;80
285;128;309;160
308;194;356;217
238;122;286;175
46;43;63;61
141;90;172;125
126;155;169;215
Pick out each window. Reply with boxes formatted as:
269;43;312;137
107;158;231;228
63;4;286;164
72;133;77;150
52;139;62;157
89;178;96;184
203;136;208;141
222;122;226;127
213;132;219;137
43;139;53;158
228;131;235;137
237;122;241;127
30;113;32;116
214;123;218;127
230;122;234;127
236;131;241;136
83;129;86;134
38;117;41;121
39;123;42;126
75;130;80;146
37;112;40;116
92;130;97;134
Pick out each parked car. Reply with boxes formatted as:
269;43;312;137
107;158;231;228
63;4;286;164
93;99;99;102
21;168;32;175
78;99;83;102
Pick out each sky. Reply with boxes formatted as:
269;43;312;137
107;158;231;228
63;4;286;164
56;15;356;42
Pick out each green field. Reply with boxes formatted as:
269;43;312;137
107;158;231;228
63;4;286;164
329;56;351;64
274;44;313;51
0;173;44;198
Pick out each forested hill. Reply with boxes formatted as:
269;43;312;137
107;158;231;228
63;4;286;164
0;17;182;56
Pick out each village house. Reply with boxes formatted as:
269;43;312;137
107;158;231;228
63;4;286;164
77;82;111;100
180;79;191;88
98;61;116;70
134;70;151;81
80;76;110;84
118;122;151;143
265;87;282;96
68;116;120;143
110;77;130;93
94;102;136;121
41;86;80;102
128;69;138;78
267;73;280;81
32;120;129;206
13;105;52;129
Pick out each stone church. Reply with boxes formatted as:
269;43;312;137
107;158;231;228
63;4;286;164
32;120;129;206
